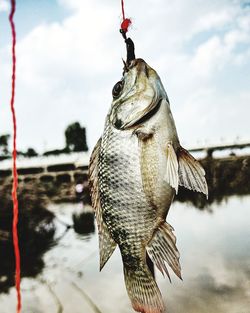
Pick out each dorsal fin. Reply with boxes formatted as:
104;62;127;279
88;138;117;270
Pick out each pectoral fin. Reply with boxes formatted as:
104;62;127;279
177;147;208;198
164;142;179;194
146;222;182;281
88;138;117;270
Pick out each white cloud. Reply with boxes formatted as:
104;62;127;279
0;0;9;12
194;10;233;32
191;36;226;77
0;0;249;153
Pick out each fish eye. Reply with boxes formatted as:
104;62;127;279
112;80;124;99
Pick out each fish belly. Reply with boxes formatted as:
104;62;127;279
139;100;177;219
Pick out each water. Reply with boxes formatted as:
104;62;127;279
0;196;250;313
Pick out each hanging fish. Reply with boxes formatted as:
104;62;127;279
89;37;208;313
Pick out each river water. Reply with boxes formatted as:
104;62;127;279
0;195;250;313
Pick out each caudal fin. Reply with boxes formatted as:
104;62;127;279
124;263;165;313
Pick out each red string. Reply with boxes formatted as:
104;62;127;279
120;0;131;33
9;1;21;312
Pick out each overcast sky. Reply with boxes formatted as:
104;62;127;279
0;0;249;153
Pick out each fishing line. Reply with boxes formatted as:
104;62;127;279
119;0;135;64
120;0;132;34
9;0;21;312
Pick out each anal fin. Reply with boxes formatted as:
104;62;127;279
178;147;208;198
146;222;182;281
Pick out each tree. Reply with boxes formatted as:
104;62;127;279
65;122;88;152
26;148;38;158
0;134;10;156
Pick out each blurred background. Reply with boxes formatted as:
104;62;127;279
0;0;249;312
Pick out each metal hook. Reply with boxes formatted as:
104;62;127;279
120;29;136;64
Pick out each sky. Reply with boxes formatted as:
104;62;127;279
0;0;249;153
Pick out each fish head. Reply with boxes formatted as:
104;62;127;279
110;58;167;130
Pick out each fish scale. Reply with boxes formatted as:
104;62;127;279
89;58;208;313
99;123;155;259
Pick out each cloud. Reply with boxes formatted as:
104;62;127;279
0;0;249;153
0;0;9;12
0;0;123;152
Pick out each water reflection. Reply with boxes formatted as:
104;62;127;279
159;196;250;313
73;205;95;236
0;183;55;294
52;195;249;313
0;175;249;312
176;156;250;209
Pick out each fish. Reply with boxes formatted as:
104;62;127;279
89;46;208;313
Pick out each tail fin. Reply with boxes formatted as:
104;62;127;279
124;263;165;313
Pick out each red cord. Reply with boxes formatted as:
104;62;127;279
120;0;131;33
121;0;126;21
9;1;21;312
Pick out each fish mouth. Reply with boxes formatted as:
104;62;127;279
123;58;148;76
113;99;162;130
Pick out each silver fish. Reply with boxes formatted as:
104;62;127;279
89;57;208;313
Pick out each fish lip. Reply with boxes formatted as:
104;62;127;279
123;58;147;74
114;99;162;130
129;58;146;70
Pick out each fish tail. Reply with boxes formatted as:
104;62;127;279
123;262;165;313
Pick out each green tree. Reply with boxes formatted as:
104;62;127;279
0;134;10;156
65;122;88;152
26;148;38;157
